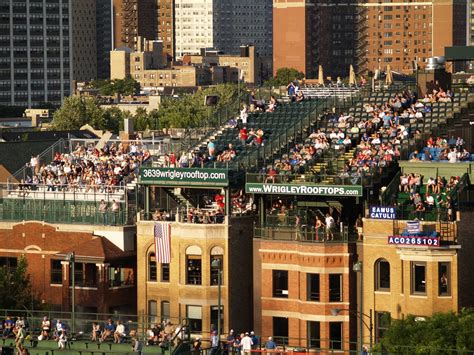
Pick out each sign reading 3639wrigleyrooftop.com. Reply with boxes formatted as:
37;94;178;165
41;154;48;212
140;167;228;186
245;183;362;197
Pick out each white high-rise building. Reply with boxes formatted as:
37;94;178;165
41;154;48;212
174;0;272;59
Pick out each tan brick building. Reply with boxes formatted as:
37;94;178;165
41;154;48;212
360;216;474;346
253;239;357;352
136;216;254;336
186;46;261;85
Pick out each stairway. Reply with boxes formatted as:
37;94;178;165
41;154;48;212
95;131;113;150
164;187;197;208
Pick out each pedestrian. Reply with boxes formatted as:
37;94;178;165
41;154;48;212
241;332;253;355
210;330;219;355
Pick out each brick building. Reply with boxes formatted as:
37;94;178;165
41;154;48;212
137;216;254;335
135;169;254;336
253;235;357;351
273;0;467;78
0;222;137;314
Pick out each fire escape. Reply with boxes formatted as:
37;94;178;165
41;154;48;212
122;0;138;49
354;4;368;75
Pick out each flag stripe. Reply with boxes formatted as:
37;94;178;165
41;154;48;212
154;222;171;264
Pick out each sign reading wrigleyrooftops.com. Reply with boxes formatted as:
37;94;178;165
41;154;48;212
140;167;228;186
245;183;362;197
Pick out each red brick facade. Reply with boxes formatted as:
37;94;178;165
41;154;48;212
253;240;357;351
0;222;136;313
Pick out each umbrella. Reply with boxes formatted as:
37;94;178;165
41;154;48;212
349;65;356;86
385;65;393;86
318;65;324;85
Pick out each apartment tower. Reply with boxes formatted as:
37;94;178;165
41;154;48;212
0;0;73;107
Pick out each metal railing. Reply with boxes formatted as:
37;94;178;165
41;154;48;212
0;183;135;226
10;139;69;183
254;225;352;243
246;172;364;186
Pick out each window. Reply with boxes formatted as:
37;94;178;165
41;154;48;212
272;270;288;298
186;246;201;285
438;262;450;296
186;257;201;285
148;300;157;324
0;257;17;272
329;274;342;302
307;274;320;301
307;321;320;348
401;260;404;293
161;263;170;282
210;306;223;334
375;259;390;291
272;317;288;342
210;247;224;286
187;305;202;332
375;312;390;342
149;253;157;281
51;260;62;284
329;322;342;350
411;262;426;294
70;262;84;286
161;301;170;321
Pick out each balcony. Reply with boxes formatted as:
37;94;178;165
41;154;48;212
0;183;136;226
254;224;353;243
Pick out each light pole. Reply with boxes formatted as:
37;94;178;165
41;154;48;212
331;307;372;352
211;258;222;349
66;252;75;335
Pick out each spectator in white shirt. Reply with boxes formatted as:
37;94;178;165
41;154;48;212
241;332;253;354
447;149;458;163
114;321;126;344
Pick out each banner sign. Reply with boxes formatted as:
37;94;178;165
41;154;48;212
388;235;440;247
140;167;228;186
370;206;396;219
245;183;362;197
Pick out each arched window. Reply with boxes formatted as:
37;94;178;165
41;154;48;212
149;253;157;282
186;245;202;285
375;259;390;291
210;246;224;286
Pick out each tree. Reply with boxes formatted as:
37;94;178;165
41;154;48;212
0;256;40;310
90;77;140;96
52;96;124;133
374;310;474;354
265;67;305;87
51;96;90;130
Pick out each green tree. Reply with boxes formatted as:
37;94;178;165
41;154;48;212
265;67;305;87
51;96;90;130
0;256;40;310
374;310;474;354
91;77;140;96
52;96;124;133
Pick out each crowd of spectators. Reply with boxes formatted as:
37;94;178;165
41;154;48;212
399;173;457;220
18;141;149;194
409;136;471;162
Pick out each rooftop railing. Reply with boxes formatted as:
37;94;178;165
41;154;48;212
0;183;135;226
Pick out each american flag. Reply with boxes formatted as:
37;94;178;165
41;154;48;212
154;222;171;264
406;220;420;234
